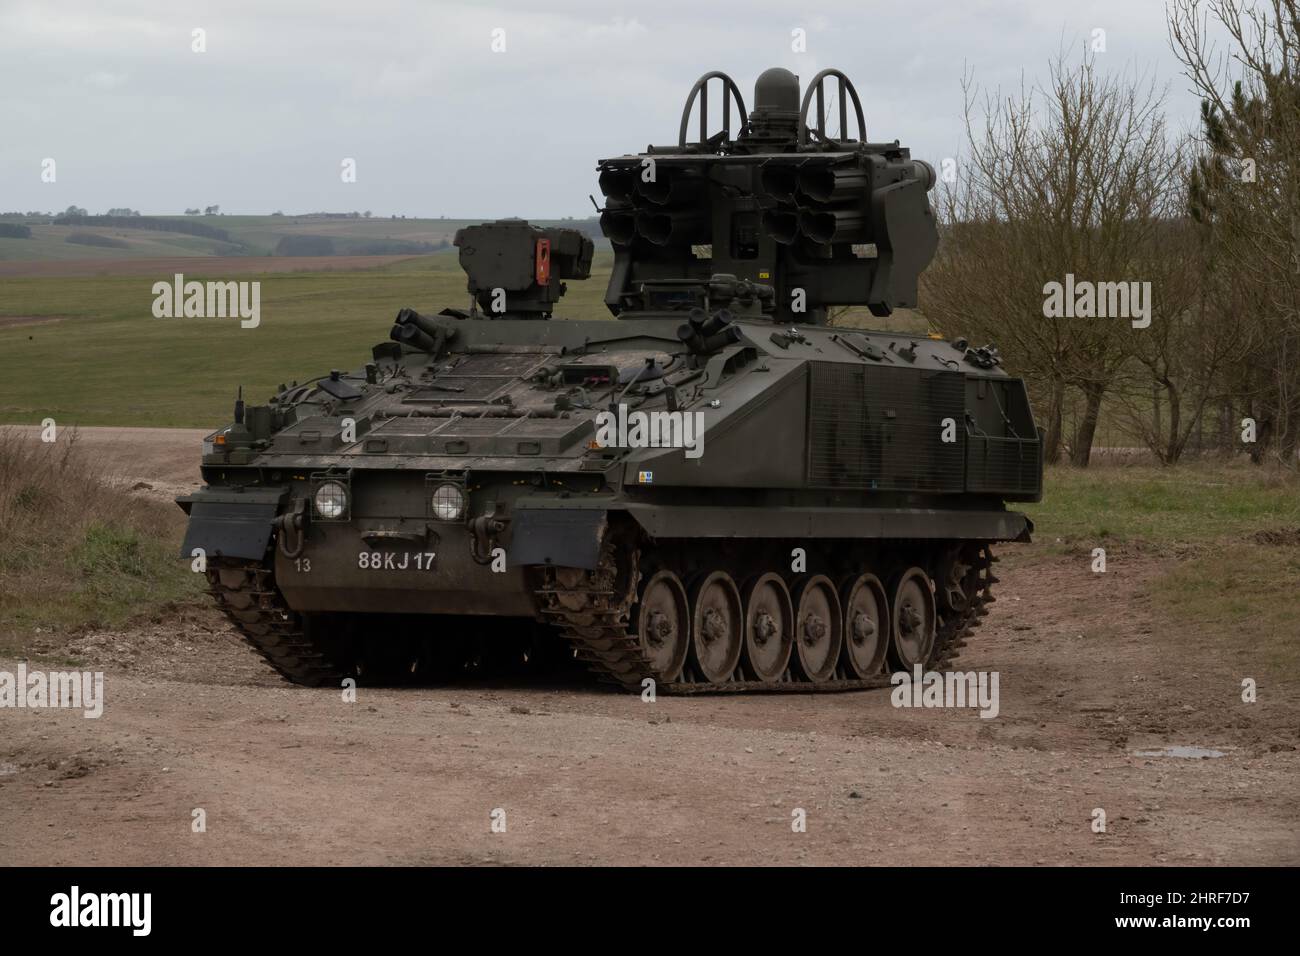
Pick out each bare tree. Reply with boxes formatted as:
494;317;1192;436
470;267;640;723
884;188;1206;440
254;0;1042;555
1170;0;1300;464
924;52;1180;465
1108;205;1249;462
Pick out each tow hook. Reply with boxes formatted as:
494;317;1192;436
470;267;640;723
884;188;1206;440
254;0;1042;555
275;499;309;559
470;501;508;564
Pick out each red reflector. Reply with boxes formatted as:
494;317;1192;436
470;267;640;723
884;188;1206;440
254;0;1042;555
535;238;551;285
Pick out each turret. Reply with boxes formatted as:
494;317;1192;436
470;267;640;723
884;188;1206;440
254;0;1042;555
595;67;939;324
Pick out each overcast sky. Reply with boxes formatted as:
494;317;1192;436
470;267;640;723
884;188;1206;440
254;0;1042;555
0;0;1213;218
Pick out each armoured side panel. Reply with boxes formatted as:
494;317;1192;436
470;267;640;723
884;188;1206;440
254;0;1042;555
625;361;807;487
807;362;965;491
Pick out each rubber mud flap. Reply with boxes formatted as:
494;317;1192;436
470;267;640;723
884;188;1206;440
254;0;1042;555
180;502;278;560
508;509;606;570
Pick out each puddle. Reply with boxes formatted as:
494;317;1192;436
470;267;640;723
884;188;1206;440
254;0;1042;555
1132;746;1228;759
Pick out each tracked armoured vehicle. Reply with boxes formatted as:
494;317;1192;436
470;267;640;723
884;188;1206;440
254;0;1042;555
179;67;1042;693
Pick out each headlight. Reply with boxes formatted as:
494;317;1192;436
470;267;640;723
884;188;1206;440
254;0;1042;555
313;481;348;519
431;483;465;521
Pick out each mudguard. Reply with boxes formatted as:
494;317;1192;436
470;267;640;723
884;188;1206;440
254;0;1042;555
507;508;607;569
177;487;288;561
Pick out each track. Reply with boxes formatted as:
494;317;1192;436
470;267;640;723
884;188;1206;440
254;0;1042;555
208;538;997;693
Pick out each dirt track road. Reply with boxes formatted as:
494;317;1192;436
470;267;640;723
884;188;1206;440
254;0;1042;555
1;424;207;503
1;429;1297;866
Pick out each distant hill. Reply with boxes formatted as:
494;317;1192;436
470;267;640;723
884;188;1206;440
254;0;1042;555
65;232;130;249
0;213;605;261
54;213;236;243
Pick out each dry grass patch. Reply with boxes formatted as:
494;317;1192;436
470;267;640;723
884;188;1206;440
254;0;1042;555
0;427;200;657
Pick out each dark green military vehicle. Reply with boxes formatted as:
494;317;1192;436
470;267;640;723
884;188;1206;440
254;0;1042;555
179;67;1041;693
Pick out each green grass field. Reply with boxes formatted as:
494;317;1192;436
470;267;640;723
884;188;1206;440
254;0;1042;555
0;252;931;428
1023;462;1300;546
0;254;607;427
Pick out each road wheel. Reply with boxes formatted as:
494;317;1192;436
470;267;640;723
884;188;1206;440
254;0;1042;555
687;571;743;684
636;570;690;681
741;573;793;682
889;567;936;670
841;573;889;679
793;575;842;683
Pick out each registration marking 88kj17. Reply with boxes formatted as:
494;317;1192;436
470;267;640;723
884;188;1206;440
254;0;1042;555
358;551;436;570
